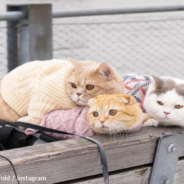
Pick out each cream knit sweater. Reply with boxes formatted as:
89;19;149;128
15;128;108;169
1;59;76;119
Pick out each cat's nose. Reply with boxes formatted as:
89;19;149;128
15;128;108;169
76;93;81;96
100;120;105;124
164;111;170;115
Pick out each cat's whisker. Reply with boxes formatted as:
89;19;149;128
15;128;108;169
115;128;122;145
111;130;115;145
111;128;115;144
120;129;127;143
112;128;116;140
115;131;119;146
112;127;119;146
120;132;124;145
120;128;127;141
115;129;119;145
119;131;124;140
109;128;113;143
125;130;129;142
114;129;119;143
118;131;123;145
110;127;116;144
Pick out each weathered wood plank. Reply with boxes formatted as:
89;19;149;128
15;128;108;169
0;127;183;183
174;159;184;184
70;166;151;184
69;158;184;184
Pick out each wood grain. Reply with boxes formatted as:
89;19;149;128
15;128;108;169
70;158;184;184
0;126;183;183
70;166;151;184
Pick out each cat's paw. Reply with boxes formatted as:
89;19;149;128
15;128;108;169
18;116;41;125
143;119;159;127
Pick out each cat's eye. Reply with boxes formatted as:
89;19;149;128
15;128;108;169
175;105;183;109
92;111;99;117
157;101;163;105
109;109;118;116
71;83;77;89
86;85;94;90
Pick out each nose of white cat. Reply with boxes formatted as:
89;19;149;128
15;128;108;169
76;93;81;96
99;120;105;124
164;111;170;115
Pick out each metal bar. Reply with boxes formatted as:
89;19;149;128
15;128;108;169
7;4;53;70
1;4;184;21
7;6;20;71
52;5;184;18
0;11;26;21
28;4;53;61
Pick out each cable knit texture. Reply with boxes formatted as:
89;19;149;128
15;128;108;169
1;59;76;119
123;74;152;110
26;107;94;139
25;106;143;139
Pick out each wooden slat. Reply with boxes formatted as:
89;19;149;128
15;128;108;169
70;167;151;184
174;159;184;184
70;158;184;184
0;127;184;183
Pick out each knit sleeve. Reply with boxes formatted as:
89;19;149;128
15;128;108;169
27;60;76;119
28;93;58;119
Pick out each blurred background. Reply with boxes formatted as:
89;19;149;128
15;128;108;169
1;0;184;79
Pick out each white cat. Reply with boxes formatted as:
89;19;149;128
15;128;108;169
144;75;184;127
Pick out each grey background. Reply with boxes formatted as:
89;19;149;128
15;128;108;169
1;0;184;79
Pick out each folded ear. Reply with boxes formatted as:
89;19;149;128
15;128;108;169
87;98;97;106
152;75;163;90
119;94;136;105
94;63;113;80
67;57;80;67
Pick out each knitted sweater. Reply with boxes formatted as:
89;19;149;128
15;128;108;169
25;107;143;139
123;74;152;110
1;59;76;119
26;107;94;139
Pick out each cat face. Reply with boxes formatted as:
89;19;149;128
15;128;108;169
87;94;142;134
144;76;184;126
66;58;124;106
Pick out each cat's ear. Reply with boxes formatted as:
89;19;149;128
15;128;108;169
120;94;135;105
95;63;113;80
152;75;163;89
67;58;80;67
87;98;96;106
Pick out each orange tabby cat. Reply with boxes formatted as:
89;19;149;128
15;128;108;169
66;59;124;106
0;58;124;124
87;94;144;134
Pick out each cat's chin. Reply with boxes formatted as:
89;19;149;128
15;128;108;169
93;128;110;134
153;115;175;122
93;126;119;134
75;100;88;106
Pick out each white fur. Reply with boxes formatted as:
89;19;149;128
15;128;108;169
143;119;159;127
144;78;184;127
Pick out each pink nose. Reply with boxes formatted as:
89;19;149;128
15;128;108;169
99;120;105;124
76;93;81;96
164;111;170;115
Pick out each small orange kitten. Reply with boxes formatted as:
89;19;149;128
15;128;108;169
87;94;144;134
